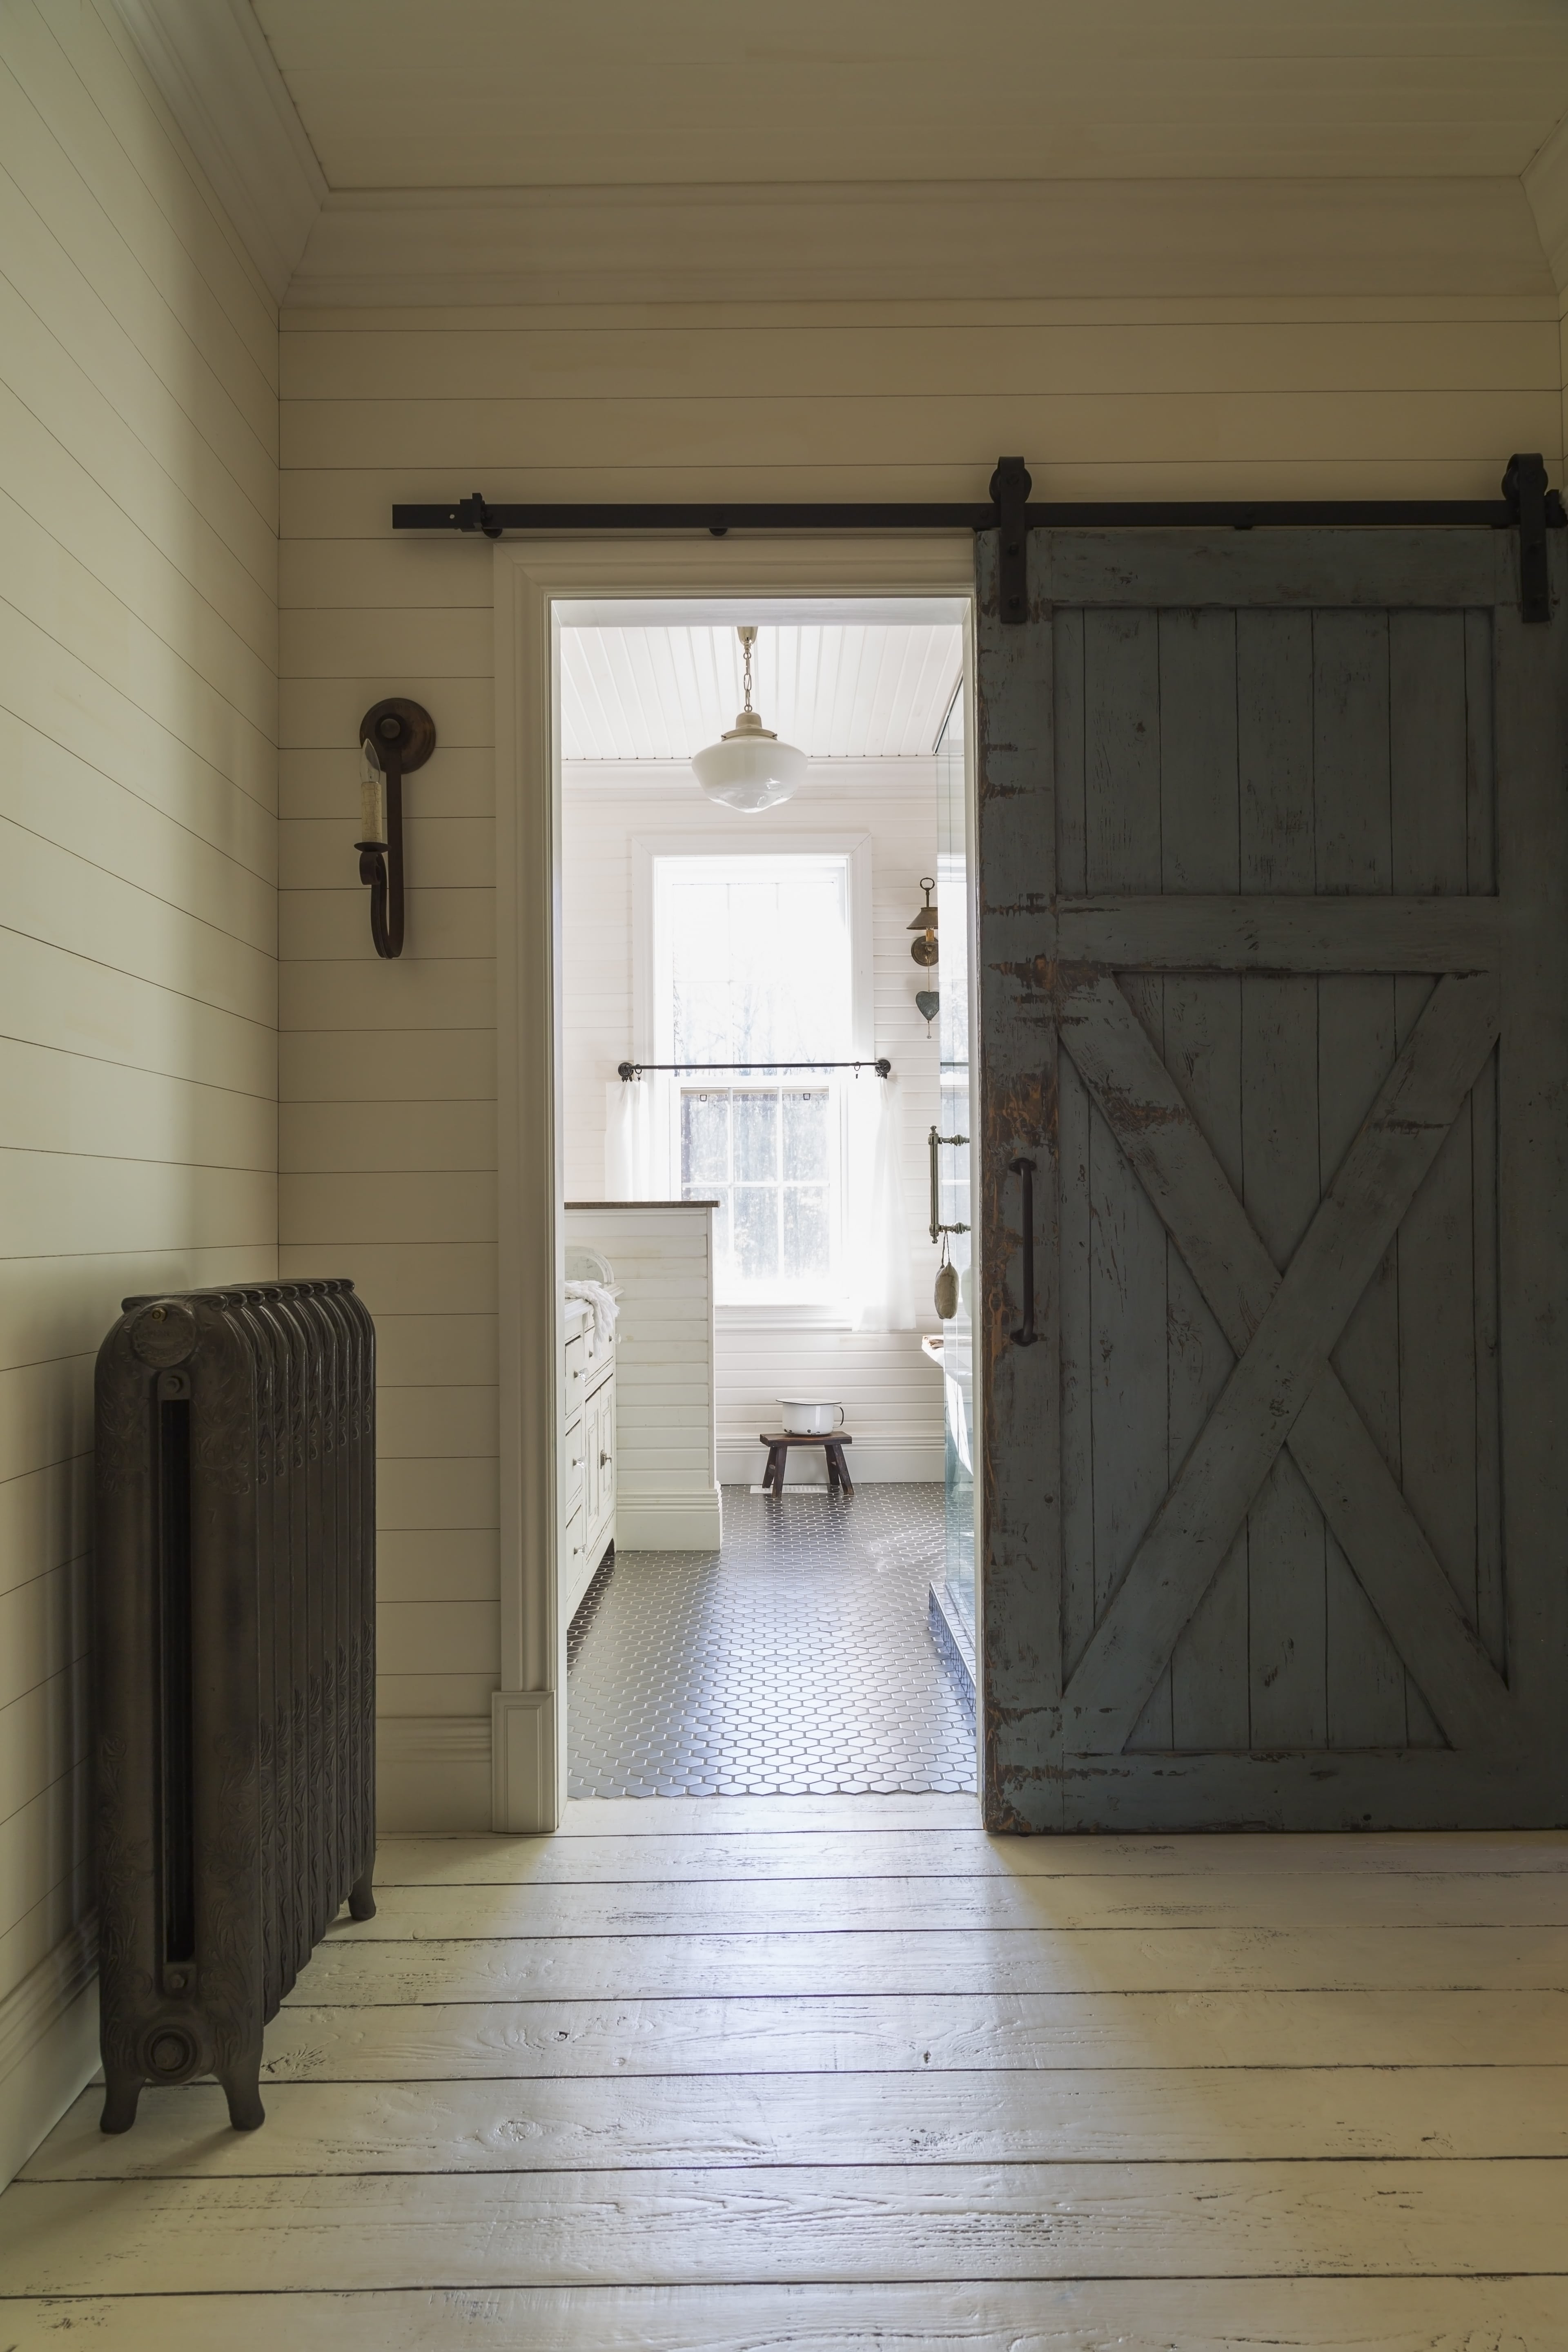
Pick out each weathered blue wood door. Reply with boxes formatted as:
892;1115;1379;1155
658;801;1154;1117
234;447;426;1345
976;528;1568;1830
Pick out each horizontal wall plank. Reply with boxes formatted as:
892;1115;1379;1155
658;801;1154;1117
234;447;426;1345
377;1601;501;1677
5;1;277;392
281;607;490;682
282;679;492;753
0;1462;88;1601
281;388;1560;474
0;1152;275;1266
281;318;1559;408
279;1243;498;1315
0;1363;91;1493
0;1757;89;1983
377;1387;497;1459
0;1037;274;1173
283;744;494;822
376;1457;499;1532
282;1031;495;1104
283;1172;497;1247
283;819;494;891
284;1101;496;1175
0;1653;89;1834
279;961;495;1035
374;1673;497;1719
0;1246;276;1384
0;927;275;1101
0;1559;88;1717
281;886;495;964
376;1527;499;1602
373;1314;498;1387
0;820;275;1027
4;2158;1561;2292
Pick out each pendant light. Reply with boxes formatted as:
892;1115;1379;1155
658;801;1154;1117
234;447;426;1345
692;625;808;811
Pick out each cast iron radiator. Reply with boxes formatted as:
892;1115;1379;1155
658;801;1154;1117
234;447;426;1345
94;1279;376;2134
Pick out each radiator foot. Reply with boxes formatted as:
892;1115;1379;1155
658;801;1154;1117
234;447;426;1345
220;2051;266;2131
99;2073;142;2135
349;1869;377;1921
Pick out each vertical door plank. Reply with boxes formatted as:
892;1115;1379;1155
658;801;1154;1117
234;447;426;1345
975;533;1063;1830
1465;609;1504;1674
1390;613;1479;1667
1312;611;1410;1750
1083;613;1167;1736
1055;612;1095;1676
1157;611;1246;1755
1236;611;1327;1751
1494;565;1568;1775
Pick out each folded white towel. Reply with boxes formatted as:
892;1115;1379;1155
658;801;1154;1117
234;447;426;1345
564;1279;619;1348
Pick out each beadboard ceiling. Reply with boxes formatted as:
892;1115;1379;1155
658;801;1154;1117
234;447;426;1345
560;623;963;763
251;0;1568;190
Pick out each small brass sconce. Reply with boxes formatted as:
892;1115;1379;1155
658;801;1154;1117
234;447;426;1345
908;876;938;968
356;698;435;959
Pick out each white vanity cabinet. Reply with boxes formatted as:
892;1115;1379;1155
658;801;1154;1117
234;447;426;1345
563;1300;616;1625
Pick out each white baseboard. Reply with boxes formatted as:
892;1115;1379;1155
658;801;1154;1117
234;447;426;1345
615;1487;723;1549
377;1715;494;1833
0;1917;99;2188
491;1689;559;1832
718;1438;943;1486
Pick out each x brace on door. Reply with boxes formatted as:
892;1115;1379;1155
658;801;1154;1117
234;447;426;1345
1053;963;1512;1760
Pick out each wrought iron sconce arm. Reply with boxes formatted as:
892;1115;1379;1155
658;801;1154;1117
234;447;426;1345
356;698;436;960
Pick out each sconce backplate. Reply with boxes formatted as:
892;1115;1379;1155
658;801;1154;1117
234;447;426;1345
359;696;437;772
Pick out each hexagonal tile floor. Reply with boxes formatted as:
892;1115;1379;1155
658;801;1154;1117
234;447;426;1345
567;1483;976;1797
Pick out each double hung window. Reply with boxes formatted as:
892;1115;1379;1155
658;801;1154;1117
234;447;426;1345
652;853;858;1305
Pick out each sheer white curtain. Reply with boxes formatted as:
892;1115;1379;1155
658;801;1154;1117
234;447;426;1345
847;1071;915;1331
604;1074;677;1199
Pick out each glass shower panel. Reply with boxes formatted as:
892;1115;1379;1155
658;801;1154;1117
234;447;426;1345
933;693;975;1668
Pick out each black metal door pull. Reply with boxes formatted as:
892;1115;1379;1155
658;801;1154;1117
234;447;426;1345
1009;1157;1038;1346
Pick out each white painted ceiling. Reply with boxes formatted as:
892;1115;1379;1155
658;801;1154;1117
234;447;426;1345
560;623;963;762
251;1;1568;190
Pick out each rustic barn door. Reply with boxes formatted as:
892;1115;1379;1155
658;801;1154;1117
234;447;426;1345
976;528;1568;1831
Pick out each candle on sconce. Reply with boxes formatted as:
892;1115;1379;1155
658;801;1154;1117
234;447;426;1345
358;737;387;847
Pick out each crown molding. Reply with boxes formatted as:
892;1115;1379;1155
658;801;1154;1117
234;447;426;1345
1524;108;1568;299
287;174;1552;312
111;0;325;304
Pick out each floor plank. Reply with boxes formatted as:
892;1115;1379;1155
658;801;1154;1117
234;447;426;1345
295;1925;1568;2003
6;2278;1566;2351
2;2162;1561;2293
343;1873;1568;1938
30;2064;1568;2176
375;1826;1568;1884
258;1986;1568;2079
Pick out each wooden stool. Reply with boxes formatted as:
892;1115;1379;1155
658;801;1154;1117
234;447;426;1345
758;1431;854;1497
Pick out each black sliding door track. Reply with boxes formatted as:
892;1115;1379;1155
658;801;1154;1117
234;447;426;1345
392;455;1564;623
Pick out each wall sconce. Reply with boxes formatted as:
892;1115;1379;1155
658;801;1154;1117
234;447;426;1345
908;876;938;967
356;698;435;959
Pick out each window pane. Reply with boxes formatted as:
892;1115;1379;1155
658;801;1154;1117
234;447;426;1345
733;1185;778;1283
782;1185;829;1283
681;1091;729;1185
782;1088;829;1180
733;1091;777;1184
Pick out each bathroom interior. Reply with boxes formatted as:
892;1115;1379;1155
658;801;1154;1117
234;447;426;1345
556;599;978;1796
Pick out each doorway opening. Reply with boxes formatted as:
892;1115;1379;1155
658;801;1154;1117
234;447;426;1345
555;595;978;1797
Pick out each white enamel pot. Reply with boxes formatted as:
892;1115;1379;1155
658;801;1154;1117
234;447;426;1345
778;1399;845;1435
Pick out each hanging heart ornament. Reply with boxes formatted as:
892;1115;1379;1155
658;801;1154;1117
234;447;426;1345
915;990;940;1023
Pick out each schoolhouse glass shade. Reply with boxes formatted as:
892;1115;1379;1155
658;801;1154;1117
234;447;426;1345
692;624;807;811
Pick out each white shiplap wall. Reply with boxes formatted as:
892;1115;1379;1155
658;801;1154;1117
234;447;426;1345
0;1;278;2182
277;178;1562;1739
562;776;946;1485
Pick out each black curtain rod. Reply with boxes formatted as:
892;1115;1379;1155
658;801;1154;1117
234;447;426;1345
618;1057;891;1080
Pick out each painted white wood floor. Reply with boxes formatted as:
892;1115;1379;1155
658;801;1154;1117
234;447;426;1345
3;1794;1567;2349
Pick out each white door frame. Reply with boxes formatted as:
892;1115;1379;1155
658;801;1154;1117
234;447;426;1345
491;533;977;1831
